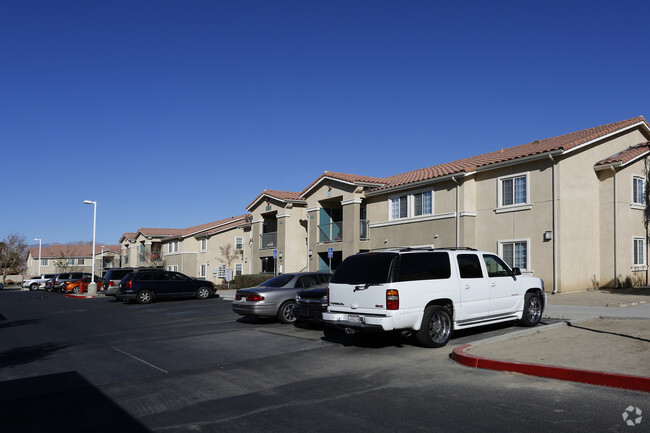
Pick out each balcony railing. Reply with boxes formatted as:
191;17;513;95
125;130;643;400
318;222;343;243
360;220;369;240
261;232;277;249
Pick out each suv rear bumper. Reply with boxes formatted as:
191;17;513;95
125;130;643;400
322;312;398;332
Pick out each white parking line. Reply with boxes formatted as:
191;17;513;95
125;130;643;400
111;346;169;373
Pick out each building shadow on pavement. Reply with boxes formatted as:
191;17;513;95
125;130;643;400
0;371;150;433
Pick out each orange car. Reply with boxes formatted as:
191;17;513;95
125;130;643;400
63;278;103;294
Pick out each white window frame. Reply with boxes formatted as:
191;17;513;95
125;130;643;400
498;239;530;271
77;258;85;265
633;237;646;268
388;189;434;221
496;172;531;212
632;175;644;208
168;241;179;253
235;237;244;251
199;263;207;277
167;265;178;272
41;258;49;266
235;263;243;276
218;263;226;278
200;238;208;251
67;258;75;265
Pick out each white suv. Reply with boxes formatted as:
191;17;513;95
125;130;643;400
322;248;546;348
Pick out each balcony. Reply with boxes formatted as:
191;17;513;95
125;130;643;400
318;222;343;243
261;232;277;250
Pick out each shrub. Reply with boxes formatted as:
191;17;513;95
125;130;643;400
217;274;272;290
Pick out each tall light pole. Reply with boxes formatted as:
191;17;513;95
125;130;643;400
34;238;42;275
83;200;97;295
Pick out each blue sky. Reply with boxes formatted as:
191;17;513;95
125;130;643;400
3;0;650;246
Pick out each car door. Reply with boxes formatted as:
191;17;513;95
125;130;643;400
456;253;490;322
482;254;520;316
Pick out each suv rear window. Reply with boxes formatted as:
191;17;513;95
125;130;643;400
397;252;451;281
331;253;397;284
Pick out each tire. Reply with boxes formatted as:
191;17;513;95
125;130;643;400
30;283;39;291
415;305;453;348
136;290;154;304
277;301;297;324
518;292;542;327
72;286;79;294
196;286;211;300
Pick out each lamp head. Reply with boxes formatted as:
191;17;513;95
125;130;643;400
83;200;93;204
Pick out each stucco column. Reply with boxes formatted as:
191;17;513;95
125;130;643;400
342;199;362;258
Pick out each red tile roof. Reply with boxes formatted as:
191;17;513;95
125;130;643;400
246;190;305;211
164;214;252;240
29;244;122;258
300;171;387;197
373;116;649;192
595;143;650;168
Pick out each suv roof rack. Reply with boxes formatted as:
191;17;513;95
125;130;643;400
362;246;478;253
431;247;477;251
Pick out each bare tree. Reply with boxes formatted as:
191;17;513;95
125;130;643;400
219;243;241;287
52;245;82;273
0;233;28;284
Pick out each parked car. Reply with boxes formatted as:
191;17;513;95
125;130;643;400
46;273;98;292
322;247;546;348
116;270;216;304
295;285;329;322
21;274;56;291
103;268;159;296
63;277;104;294
232;272;332;324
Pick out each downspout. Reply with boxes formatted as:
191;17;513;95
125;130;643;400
451;176;460;247
611;166;619;287
549;155;558;294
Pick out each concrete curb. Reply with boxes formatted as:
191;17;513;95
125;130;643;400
451;320;650;393
64;293;101;299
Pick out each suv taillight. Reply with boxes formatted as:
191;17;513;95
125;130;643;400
126;281;132;289
386;289;399;310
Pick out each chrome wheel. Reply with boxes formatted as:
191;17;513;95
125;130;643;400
518;293;542;327
196;287;210;299
416;305;452;348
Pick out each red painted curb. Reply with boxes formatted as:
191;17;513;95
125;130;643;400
452;344;650;393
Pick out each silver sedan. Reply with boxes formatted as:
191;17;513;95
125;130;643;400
232;272;332;323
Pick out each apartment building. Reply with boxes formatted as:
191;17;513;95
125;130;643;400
120;215;251;285
25;244;122;277
247;116;650;292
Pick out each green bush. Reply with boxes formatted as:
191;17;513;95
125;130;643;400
217;274;272;290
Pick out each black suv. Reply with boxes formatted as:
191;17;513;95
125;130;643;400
116;270;217;304
103;267;160;296
46;272;99;292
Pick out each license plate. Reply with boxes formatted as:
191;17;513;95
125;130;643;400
348;315;361;323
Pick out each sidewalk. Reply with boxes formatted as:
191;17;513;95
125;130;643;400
452;288;650;392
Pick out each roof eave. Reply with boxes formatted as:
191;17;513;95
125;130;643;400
365;172;468;197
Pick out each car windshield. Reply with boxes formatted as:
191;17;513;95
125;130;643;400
260;274;295;287
331;253;397;284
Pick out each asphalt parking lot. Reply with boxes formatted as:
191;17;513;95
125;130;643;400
1;289;647;433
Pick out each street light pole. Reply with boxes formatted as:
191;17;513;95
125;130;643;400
83;200;97;295
34;238;42;275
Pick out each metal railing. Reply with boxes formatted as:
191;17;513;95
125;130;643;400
260;232;277;249
318;222;343;243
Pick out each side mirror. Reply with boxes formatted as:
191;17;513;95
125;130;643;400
511;267;522;276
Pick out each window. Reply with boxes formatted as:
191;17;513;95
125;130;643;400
67;258;75;265
633;176;644;205
397;252;451;281
218;263;226;278
77;258;85;265
199;264;207;277
235;237;244;251
391;196;408;219
634;238;645;266
167;265;178;272
457;254;484;278
499;241;528;270
41;258;49;266
200;239;207;251
499;173;529;208
235;263;243;276
168;241;179;253
414;191;432;216
389;190;434;220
